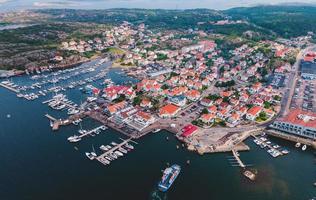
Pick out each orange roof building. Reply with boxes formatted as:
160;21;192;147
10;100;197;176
159;104;181;118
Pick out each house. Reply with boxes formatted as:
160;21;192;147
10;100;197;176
169;95;187;107
140;99;152;108
133;111;156;127
208;105;217;113
246;106;262;121
227;113;241;125
185;90;201;101
159;104;181;118
200;113;215;123
200;98;213;107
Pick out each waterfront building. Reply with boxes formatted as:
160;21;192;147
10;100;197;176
270;109;316;140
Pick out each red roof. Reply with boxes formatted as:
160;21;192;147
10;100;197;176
181;124;198;137
279;109;316;129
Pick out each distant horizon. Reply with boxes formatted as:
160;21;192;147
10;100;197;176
1;0;316;13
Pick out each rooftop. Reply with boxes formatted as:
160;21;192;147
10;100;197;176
278;109;316;129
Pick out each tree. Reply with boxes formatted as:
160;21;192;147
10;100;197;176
201;108;209;114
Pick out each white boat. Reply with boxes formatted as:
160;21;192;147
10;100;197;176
100;145;108;151
114;151;123;157
100;126;107;130
85;152;95;160
119;147;127;154
67;135;81;143
295;142;301;148
153;129;161;133
281;149;289;154
302;145;307;151
78;129;87;134
125;143;134;150
111;142;118;146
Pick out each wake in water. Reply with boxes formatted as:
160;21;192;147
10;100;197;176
150;189;167;200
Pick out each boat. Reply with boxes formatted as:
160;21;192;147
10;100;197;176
125;143;134;150
281;149;290;154
153;129;161;133
295;142;301;148
100;145;108;151
111;142;118;146
302;145;307;151
114;151;123;157
100;126;107;130
85;152;95;160
67;135;81;143
118;147;127;154
158;164;181;192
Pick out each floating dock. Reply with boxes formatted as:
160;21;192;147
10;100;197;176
231;149;246;168
96;138;138;165
0;83;19;93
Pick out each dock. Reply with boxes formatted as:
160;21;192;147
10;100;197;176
251;134;285;156
78;125;108;139
231;149;246;168
96;138;137;164
0;83;19;93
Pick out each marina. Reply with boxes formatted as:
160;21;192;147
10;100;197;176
95;138;138;166
252;134;290;158
67;125;108;142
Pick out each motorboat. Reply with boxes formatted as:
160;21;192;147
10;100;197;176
295;142;301;148
302;145;307;151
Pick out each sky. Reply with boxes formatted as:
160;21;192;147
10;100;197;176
0;0;316;12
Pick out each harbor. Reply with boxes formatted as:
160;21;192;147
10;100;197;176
0;58;315;200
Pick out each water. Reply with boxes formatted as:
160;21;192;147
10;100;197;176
0;60;315;200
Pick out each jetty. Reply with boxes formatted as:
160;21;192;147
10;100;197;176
231;149;246;168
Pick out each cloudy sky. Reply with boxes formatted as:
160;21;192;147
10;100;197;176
0;0;316;12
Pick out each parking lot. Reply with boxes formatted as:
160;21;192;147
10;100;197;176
292;78;316;112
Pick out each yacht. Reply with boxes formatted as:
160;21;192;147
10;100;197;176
111;142;118;146
125;143;134;150
114;151;123;157
100;145;108;151
119;147;127;154
85;152;95;160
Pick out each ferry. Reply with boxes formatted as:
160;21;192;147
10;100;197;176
158;164;181;192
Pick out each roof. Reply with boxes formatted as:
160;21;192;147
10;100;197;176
278;109;316;129
181;124;198;137
159;104;180;116
247;106;262;116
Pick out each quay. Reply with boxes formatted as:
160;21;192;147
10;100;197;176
0;83;19;93
45;112;87;131
96;138;138;165
45;114;57;121
265;129;316;149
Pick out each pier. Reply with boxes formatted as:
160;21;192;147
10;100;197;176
0;83;19;93
96;138;137;165
231;149;246;168
45;114;57;121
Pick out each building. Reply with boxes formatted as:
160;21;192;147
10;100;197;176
270;109;316;140
181;124;198;137
159;104;181;118
246;106;262;121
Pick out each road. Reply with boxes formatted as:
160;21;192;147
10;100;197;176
281;44;316;117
